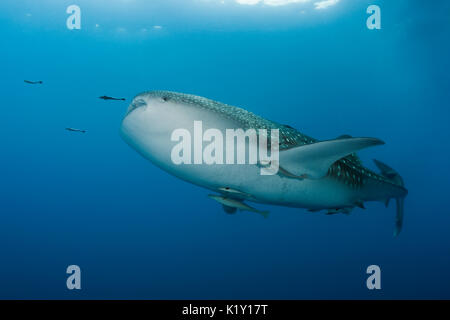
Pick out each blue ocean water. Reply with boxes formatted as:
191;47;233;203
1;0;449;299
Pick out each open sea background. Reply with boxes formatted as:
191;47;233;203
0;0;449;299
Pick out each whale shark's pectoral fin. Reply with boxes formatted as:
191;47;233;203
279;137;385;179
222;204;237;214
278;166;308;180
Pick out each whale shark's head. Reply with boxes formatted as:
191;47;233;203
120;90;228;141
120;90;210;165
121;91;178;150
122;91;189;132
125;91;170;117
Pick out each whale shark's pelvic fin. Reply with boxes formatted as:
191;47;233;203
355;201;366;209
326;207;353;215
279;137;385;179
373;159;407;236
384;198;390;208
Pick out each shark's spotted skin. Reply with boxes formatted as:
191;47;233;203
137;90;398;190
122;90;408;235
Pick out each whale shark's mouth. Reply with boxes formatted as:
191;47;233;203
126;98;147;116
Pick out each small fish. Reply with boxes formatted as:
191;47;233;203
65;127;86;133
24;80;43;84
99;95;126;101
208;194;269;218
218;187;253;198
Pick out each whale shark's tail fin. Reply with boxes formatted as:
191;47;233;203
373;159;407;236
394;197;405;237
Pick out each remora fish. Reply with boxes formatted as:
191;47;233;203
99;95;126;101
65;127;86;133
208;194;269;218
120;91;408;236
24;80;43;84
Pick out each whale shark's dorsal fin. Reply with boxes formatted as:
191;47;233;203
279;137;385;179
373;159;404;185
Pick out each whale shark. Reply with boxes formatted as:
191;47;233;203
120;91;408;236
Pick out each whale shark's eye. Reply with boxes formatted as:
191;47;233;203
162;96;170;102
